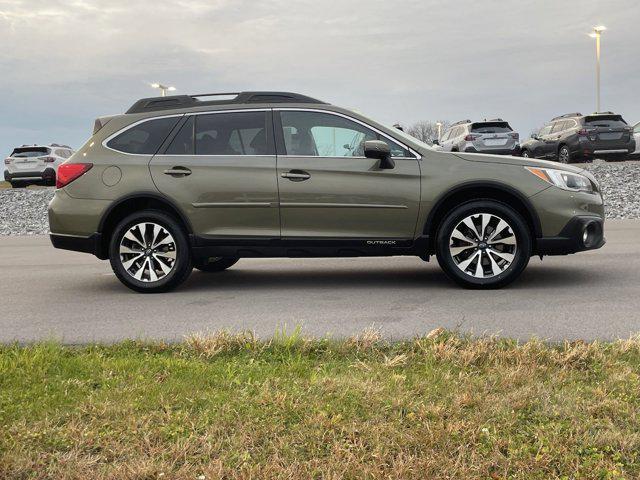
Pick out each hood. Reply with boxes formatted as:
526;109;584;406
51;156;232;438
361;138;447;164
452;152;586;175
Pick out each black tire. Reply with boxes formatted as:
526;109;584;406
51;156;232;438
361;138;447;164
109;210;192;293
194;257;239;272
520;149;530;158
435;200;532;289
557;145;572;164
10;182;24;188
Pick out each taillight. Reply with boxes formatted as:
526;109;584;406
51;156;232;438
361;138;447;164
578;128;595;136
509;132;519;140
3;158;11;165
464;134;477;141
41;156;56;163
56;163;93;188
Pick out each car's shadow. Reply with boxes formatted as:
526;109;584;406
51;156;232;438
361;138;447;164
153;261;608;294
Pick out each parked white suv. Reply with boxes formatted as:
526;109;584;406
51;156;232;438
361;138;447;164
632;121;640;158
4;144;74;188
434;119;520;156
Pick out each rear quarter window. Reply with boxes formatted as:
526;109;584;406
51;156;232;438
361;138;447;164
107;117;181;154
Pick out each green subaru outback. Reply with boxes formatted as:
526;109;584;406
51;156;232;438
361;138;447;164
48;91;605;292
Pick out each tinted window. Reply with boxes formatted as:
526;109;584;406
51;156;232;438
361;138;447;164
471;122;512;133
195;111;272;155
165;116;194;155
584;115;628;128
280;111;412;158
538;125;552;136
107;117;180;154
11;147;49;157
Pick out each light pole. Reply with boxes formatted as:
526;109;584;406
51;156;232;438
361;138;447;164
589;25;606;112
151;83;176;97
436;122;443;142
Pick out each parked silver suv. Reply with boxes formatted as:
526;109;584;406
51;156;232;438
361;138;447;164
4;144;74;187
434;119;520;156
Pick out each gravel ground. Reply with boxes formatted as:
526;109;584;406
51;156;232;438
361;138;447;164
0;162;638;235
582;161;640;219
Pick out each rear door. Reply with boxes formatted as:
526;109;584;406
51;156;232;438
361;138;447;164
584;115;631;150
149;109;280;238
274;109;421;240
7;147;50;173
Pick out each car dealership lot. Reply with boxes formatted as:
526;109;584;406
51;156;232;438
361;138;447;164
1;219;638;344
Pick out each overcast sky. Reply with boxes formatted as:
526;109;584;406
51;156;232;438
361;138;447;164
1;0;639;160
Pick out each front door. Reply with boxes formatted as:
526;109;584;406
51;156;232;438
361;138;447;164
149;109;280;239
274;109;421;240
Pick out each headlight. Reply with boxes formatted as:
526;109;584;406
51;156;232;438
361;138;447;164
525;167;594;193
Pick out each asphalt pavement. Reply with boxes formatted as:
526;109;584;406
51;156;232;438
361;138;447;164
1;220;639;343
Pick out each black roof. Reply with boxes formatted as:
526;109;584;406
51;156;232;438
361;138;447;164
126;91;327;114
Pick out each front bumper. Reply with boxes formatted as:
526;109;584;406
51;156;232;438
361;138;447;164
536;216;605;255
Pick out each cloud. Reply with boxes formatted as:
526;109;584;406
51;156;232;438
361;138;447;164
1;0;639;157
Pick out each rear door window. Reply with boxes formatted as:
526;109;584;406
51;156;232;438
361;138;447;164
195;111;273;156
165;116;195;155
107;117;181;154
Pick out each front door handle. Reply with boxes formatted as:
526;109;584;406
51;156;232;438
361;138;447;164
281;170;311;181
163;166;192;177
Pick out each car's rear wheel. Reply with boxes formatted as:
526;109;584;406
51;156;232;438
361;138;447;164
521;149;530;158
194;257;239;272
558;145;571;164
109;210;192;293
435;201;531;289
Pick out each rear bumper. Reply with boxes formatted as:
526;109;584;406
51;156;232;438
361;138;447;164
50;233;106;259
535;216;605;255
463;146;521;155
5;168;55;183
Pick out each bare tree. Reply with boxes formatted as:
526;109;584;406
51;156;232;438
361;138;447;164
405;120;451;144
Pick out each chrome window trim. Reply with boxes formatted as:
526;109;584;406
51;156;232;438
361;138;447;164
275;107;421;160
102;109;271;156
102;114;185;156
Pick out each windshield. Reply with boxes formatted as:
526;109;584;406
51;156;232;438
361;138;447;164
471;122;512;133
11;147;49;158
584;115;627;128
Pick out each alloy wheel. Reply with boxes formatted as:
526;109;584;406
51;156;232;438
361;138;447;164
448;213;517;279
558;147;570;163
119;222;177;282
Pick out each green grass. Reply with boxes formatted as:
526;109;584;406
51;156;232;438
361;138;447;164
1;329;640;479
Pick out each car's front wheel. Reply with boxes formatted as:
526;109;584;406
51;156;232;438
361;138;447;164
521;149;530;158
435;201;532;289
109;210;192;293
194;257;239;272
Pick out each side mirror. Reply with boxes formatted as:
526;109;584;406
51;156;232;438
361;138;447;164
432;139;440;146
531;133;539;140
364;140;395;169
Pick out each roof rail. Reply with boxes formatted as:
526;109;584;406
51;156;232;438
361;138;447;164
590;111;616;115
450;119;472;127
126;91;327;114
483;118;504;122
551;112;582;121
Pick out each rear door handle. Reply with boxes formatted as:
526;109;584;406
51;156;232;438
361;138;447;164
281;170;311;181
163;166;192;177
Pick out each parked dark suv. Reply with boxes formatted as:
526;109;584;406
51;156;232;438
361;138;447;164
520;112;635;163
